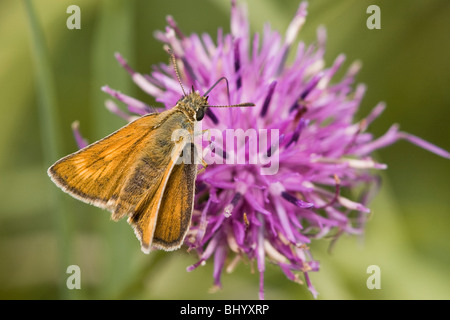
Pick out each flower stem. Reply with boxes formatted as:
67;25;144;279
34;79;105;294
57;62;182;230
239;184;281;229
23;0;74;298
90;0;139;298
115;251;166;299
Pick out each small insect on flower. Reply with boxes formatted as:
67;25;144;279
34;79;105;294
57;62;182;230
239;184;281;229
48;50;254;254
51;0;449;299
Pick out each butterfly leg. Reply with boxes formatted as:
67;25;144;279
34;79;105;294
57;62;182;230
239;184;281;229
198;158;208;174
195;129;211;175
202;129;211;139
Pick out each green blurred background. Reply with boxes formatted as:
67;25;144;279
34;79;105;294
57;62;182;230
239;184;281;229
0;0;449;299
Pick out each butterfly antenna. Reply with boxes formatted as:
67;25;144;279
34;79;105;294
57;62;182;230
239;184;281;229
206;102;255;108
203;77;254;108
204;76;231;105
167;48;187;96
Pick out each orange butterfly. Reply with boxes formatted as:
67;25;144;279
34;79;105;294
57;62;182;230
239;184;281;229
48;51;254;253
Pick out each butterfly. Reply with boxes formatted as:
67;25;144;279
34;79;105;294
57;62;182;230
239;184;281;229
48;50;254;253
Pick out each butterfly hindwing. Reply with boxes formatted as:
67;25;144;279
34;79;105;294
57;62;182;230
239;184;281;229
152;143;198;251
126;120;194;253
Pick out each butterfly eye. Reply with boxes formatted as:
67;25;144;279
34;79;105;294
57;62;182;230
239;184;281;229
196;107;205;121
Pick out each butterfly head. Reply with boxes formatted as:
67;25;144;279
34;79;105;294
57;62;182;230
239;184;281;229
177;91;209;122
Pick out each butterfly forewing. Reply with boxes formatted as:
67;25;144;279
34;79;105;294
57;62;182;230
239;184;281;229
48;113;164;210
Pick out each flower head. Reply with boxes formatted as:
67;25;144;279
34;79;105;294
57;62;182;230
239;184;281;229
76;1;449;299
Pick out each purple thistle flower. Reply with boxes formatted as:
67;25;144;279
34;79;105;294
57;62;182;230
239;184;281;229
78;1;449;299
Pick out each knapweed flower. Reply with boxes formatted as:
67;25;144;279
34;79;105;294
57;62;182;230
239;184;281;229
75;1;449;299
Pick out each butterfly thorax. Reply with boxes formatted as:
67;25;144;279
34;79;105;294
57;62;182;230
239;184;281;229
175;91;208;122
